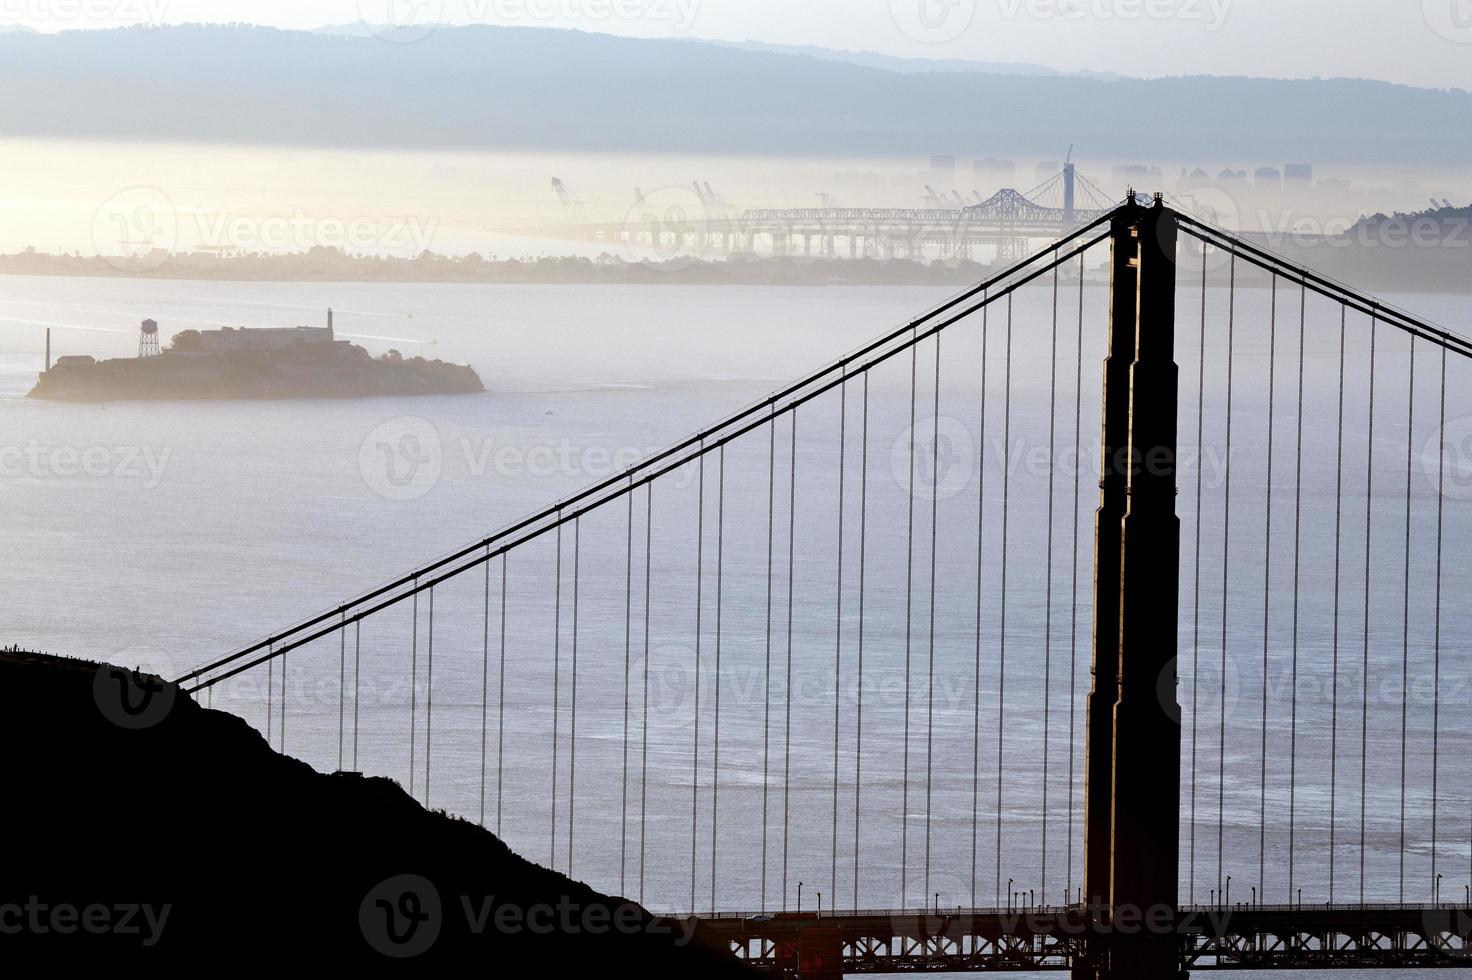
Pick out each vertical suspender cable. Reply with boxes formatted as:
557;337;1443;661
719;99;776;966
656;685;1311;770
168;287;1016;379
622;490;634;894
924;333;941;903
692;453;704;912
1401;332;1413;894
1218;254;1236;898
280;650;287;753
1190;244;1208;905
481;548;491;827
266;639;274;747
641;485;653;905
711;447;725;913
1288;282;1306;901
902;335;917;908
1068;254;1085;901
763;418;776;911
498;554;507;837
971;297;989;909
569;518;580;877
338;612;346;772
410;587;418;798
1360;311;1378;904
552;522;562;869
425;585;434;806
1330;308;1347;903
353;621;361;772
1259;278;1277;898
783;410;798;911
854;373;870;910
1041;264;1059;900
1398;333;1415;903
833;379;847;907
1431;346;1445;901
996;296;1013;907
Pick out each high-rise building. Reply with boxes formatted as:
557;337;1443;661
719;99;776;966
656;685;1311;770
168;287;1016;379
1284;163;1313;185
928;155;956;183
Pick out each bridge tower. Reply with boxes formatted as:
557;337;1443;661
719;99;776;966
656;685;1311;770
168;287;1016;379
1079;196;1182;979
1063;161;1077;227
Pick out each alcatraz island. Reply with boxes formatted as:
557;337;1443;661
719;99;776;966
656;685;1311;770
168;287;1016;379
27;310;484;402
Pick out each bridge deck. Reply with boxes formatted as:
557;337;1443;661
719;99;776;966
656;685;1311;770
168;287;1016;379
692;905;1472;973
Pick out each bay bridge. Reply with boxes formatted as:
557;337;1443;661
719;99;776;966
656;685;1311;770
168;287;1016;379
177;195;1470;976
523;164;1119;262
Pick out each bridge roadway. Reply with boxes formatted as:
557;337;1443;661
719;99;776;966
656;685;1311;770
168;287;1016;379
693;903;1471;975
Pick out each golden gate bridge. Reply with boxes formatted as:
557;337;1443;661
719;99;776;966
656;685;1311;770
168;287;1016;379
176;196;1471;976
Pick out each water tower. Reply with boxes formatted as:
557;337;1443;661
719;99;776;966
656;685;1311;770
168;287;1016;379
139;319;160;357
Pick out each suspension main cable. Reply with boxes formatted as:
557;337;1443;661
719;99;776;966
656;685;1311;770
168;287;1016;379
180;226;1116;691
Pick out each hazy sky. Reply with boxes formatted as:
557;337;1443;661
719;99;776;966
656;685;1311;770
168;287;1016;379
3;0;1470;90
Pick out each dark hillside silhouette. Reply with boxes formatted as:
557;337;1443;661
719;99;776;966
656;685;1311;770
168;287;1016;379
0;649;751;972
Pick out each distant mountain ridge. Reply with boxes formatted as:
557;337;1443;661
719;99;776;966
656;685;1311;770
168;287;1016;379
1;24;1468;164
706;38;1126;80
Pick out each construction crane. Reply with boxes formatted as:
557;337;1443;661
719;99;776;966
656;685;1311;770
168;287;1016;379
550;177;585;218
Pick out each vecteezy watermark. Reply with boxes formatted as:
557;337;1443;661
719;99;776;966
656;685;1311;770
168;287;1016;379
891;415;975;500
360;874;442;958
997;0;1231;30
357;419;655;501
0;442;172;487
92;665;178;730
462;437;645;480
1422;416;1472;500
885;416;1231;500
193;210;438;257
359;875;696;958
891;0;975;43
357;0;445;42
621;185;713;272
93;187;178;274
94;187;439;269
360;417;444;502
1422;0;1472;43
0;0;167;28
0;897;171;947
1253;210;1472;252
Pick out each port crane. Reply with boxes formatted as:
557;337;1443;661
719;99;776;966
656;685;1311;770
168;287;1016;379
550;177;585;218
